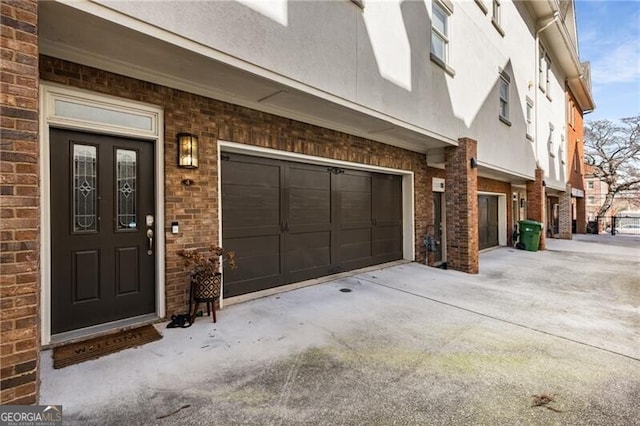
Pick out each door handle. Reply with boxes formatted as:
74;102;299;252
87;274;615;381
147;229;153;254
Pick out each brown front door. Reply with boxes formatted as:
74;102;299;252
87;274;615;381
50;129;156;334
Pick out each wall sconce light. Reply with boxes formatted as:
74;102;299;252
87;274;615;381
177;133;199;169
542;180;547;187
470;157;478;169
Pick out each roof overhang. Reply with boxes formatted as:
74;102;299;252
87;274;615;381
527;0;595;112
38;1;453;154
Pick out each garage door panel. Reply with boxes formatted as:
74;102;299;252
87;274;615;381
339;173;371;192
222;160;281;187
222;234;283;297
289;166;330;190
222;187;280;229
289;188;331;226
374;225;403;260
373;175;403;222
286;231;331;279
339;228;372;262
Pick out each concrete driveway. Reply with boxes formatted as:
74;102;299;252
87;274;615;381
40;234;640;425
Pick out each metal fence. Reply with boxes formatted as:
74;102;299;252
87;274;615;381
588;215;640;235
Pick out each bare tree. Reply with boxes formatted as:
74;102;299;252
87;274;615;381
584;116;640;217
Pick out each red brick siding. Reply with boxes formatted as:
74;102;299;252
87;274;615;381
559;185;572;239
0;0;40;405
39;56;431;315
445;138;478;273
566;89;586;233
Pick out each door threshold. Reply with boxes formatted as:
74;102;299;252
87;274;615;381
46;314;160;349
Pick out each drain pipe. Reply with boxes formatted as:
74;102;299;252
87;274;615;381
534;11;560;162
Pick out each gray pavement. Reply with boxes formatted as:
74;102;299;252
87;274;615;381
40;234;640;425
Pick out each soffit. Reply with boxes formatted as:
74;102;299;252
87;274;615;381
38;1;450;154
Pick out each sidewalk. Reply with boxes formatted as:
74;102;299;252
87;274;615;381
40;234;640;425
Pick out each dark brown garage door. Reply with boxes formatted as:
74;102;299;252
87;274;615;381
221;154;403;297
478;195;499;250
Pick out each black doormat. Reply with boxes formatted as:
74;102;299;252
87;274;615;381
52;325;162;369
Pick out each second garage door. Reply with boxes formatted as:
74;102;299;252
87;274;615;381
221;153;403;298
478;195;499;250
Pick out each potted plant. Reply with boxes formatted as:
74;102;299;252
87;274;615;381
177;245;236;322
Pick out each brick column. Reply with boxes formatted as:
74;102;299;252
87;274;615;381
445;138;478;274
525;167;546;250
0;0;40;405
558;185;572;239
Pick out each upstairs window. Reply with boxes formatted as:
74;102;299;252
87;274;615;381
548;123;555;156
499;71;510;124
568;99;575;128
526;98;534;140
492;0;504;36
431;1;450;65
539;44;552;97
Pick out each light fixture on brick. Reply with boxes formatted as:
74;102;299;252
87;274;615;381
177;133;199;168
470;157;478;168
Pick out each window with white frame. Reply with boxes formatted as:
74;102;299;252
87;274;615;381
493;0;501;22
545;55;552;98
588;181;594;189
588;196;595;204
431;1;450;65
499;71;510;123
492;0;504;35
526;98;533;139
539;45;551;95
548;123;555;156
568;99;575;128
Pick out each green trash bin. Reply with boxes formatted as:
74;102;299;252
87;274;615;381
518;220;543;252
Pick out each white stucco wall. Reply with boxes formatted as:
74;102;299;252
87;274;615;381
94;0;570;183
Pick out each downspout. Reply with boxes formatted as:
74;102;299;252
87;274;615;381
534;12;559;163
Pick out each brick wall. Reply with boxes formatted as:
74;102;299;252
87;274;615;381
0;0;40;405
39;56;431;316
558;184;572;239
445;138;478;274
526;167;546;250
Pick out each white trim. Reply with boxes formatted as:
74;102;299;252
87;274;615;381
216;141;416;305
39;82;165;345
478;191;508;246
220;141;415;176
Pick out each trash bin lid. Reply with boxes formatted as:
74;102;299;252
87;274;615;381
518;220;543;229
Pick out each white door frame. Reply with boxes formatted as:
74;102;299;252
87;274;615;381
39;82;165;345
216;141;415;305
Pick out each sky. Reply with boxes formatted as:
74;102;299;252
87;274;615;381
575;0;640;122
